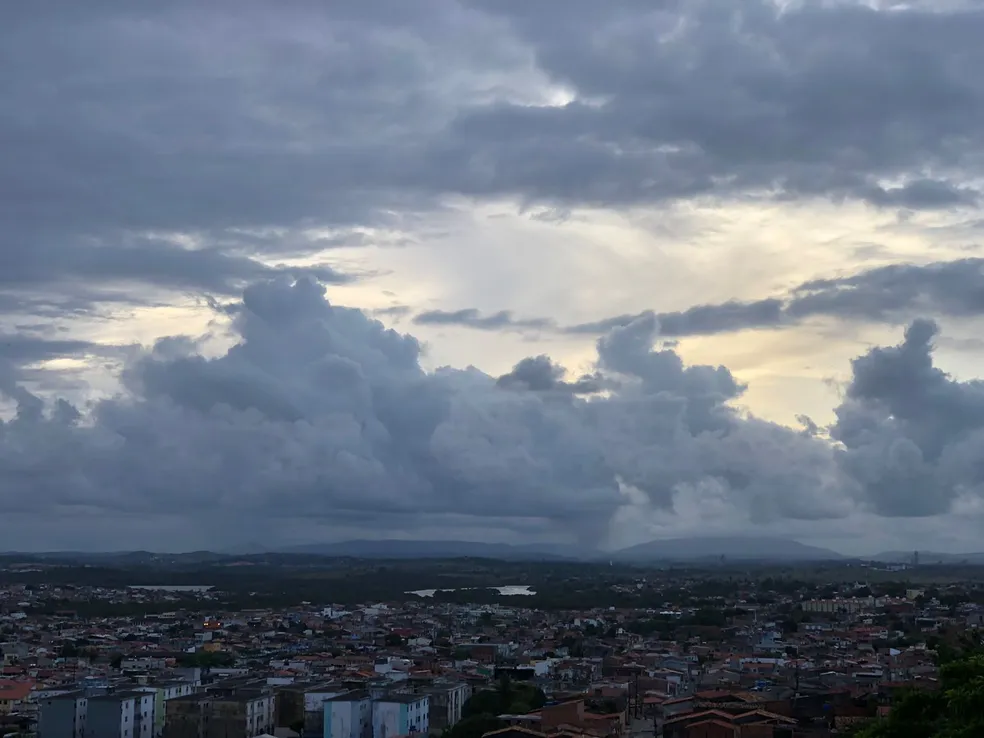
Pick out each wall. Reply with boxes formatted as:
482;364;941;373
85;697;132;738
326;699;372;738
685;722;734;738
304;690;346;736
372;701;405;738
135;693;156;738
39;697;86;738
163;698;210;738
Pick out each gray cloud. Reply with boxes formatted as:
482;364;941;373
6;1;984;318
0;336;98;364
454;0;984;207
0;278;853;550
567;299;785;337
496;355;604;394
9;2;984;548
414;308;553;331
787;258;984;322
832;318;984;517
860;179;979;209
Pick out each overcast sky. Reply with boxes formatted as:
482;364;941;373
4;0;984;554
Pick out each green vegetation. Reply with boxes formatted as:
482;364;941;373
858;649;984;738
447;677;546;738
176;650;236;668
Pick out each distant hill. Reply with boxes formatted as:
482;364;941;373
610;536;843;562
869;550;984;565
278;539;581;560
281;536;842;562
2;536;846;563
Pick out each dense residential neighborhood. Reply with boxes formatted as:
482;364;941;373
1;561;983;738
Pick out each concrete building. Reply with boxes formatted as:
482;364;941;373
38;691;88;738
85;691;153;738
164;689;274;738
276;681;347;737
136;682;196;738
421;683;470;733
324;691;373;738
372;693;429;738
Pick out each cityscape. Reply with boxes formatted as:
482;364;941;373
0;549;983;737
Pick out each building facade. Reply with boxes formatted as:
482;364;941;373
39;692;88;738
372;694;429;738
85;692;141;738
324;691;374;738
422;683;470;733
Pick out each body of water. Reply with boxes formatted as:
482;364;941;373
128;585;214;592
407;585;535;597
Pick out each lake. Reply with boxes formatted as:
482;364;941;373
406;585;535;597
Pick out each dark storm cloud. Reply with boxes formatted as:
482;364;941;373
455;0;984;206
0;278;852;549
6;0;984;315
832;319;984;517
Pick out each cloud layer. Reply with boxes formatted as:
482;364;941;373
6;1;984;550
0;278;980;551
6;0;984;316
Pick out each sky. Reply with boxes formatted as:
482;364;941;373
4;0;984;554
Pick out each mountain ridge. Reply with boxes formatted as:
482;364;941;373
275;536;844;562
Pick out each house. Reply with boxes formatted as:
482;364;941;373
0;680;33;715
662;709;798;738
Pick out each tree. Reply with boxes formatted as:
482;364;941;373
857;652;984;737
447;714;505;738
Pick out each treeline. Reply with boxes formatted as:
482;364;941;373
857;644;984;737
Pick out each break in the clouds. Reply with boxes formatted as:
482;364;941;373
417;257;984;338
8;0;984;551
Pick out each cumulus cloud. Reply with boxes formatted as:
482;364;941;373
832;318;984;517
0;278;861;550
496;355;604;394
8;1;984;550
